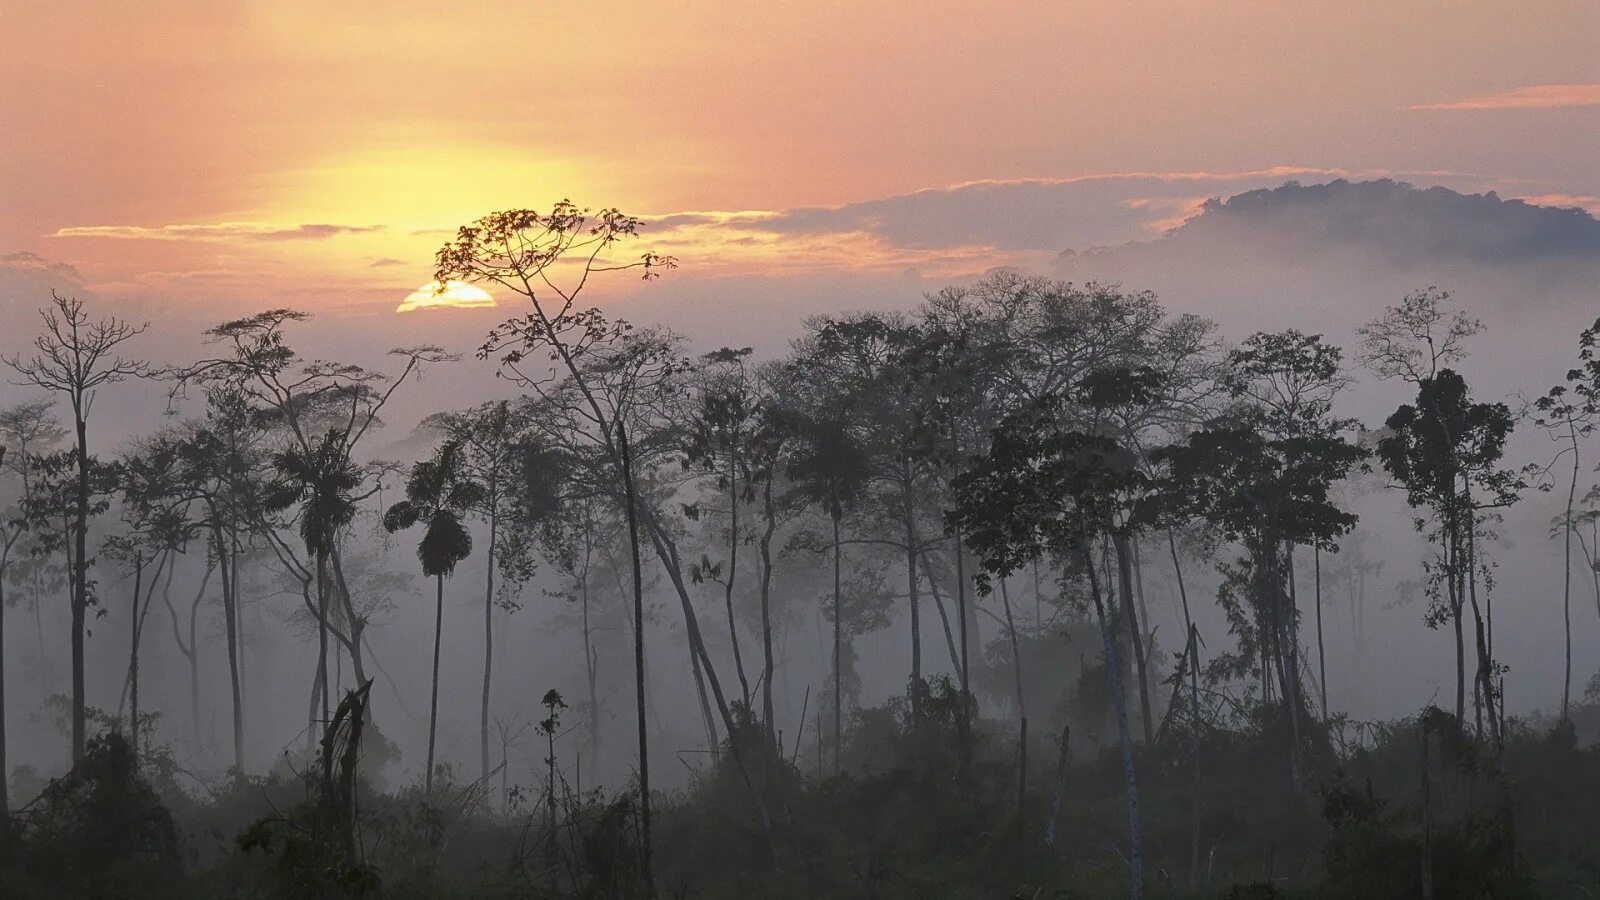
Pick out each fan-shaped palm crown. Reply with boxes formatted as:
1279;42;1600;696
383;440;485;577
266;429;362;557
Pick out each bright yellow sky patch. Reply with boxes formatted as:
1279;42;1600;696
396;280;495;313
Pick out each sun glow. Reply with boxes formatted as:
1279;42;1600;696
396;280;495;312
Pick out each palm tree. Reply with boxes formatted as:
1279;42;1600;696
383;440;484;794
267;429;363;732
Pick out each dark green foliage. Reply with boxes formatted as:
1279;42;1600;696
0;732;187;899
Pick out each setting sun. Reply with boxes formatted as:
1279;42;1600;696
396;279;495;313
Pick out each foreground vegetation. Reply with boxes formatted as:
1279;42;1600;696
2;685;1599;898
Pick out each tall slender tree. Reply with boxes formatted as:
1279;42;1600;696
438;203;773;838
5;292;150;762
1532;315;1600;724
787;416;868;771
383;439;484;794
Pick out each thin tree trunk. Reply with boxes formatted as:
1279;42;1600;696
71;409;88;763
1132;536;1155;680
639;513;773;832
759;477;778;753
689;638;719;756
1166;530;1202;889
1001;577;1027;723
1113;535;1154;744
0;566;7;831
216;525;244;772
903;481;924;725
1561;437;1577;723
327;550;368;685
165;562;211;754
1001;577;1026;811
832;512;843;773
618;419;655;899
316;549;331;732
127;558;143;753
1083;542;1143;900
581;573;600;761
1315;545;1327;724
482;509;497;784
725;463;750;707
1282;544;1305;790
922;554;964;678
426;573;444;793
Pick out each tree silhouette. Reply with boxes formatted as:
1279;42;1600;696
439;202;773;859
953;400;1151;900
267;429;364;733
1532;315;1600;723
5;292;150;762
1377;369;1519;744
383;439;483;794
425;399;544;783
786;414;869;771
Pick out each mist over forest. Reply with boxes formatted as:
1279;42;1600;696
1;175;1599;900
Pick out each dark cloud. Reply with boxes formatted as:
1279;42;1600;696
709;170;1504;255
369;257;407;267
1127;179;1600;266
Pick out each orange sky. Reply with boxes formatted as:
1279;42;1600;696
2;1;1596;312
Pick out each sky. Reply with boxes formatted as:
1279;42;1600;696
2;0;1597;321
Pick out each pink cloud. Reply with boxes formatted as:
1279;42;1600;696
1516;193;1600;216
1409;84;1600;111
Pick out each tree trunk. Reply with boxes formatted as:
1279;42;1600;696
316;549;331;733
1112;535;1154;744
128;558;143;754
1083;542;1143;900
426;573;444;794
482;509;497;784
689;637;719;756
953;528;972;767
1165;530;1202;889
903;480;924;725
640;513;774;833
922;555;964;678
581;574;600;762
725;464;750;707
1001;577;1026;811
327;550;368;686
832;512;843;773
1315;545;1327;724
1282;544;1305;790
216;525;245;772
1561;438;1577;723
71;409;88;763
165;564;211;754
1;563;11;831
759;477;779;753
618;420;656;899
